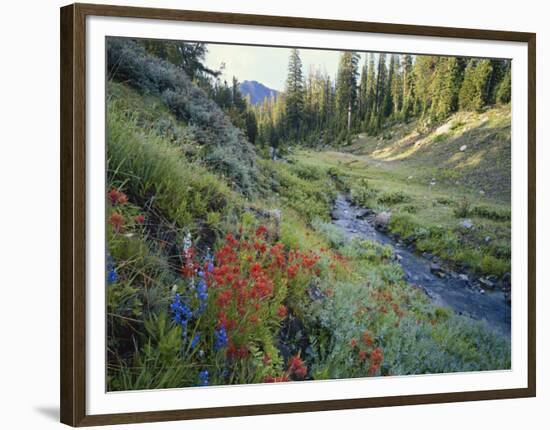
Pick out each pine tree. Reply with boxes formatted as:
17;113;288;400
382;54;397;118
459;59;493;111
390;54;403;117
496;67;511;104
285;49;305;139
335;52;360;131
401;54;414;121
413;55;437;117
231;76;246;111
365;53;377;128
430;57;461;122
359;57;369;119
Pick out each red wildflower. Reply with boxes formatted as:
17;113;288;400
277;305;288;318
287;354;308;380
134;214;145;224
108;212;125;232
362;331;374;347
264;374;290;383
108;189;128;205
287;265;299;279
359;350;367;362
256;225;268;238
254;241;267;253
368;347;384;376
350;338;358;348
294;366;307;379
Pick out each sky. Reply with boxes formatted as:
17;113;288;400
204;43;351;92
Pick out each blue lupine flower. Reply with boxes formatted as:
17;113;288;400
198;370;209;386
171;294;193;338
204;249;214;273
214;324;228;350
196;272;208;315
106;255;118;284
191;333;201;349
107;268;118;284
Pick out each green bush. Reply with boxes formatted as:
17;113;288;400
377;191;412;206
107;38;259;194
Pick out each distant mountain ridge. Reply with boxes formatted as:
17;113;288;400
239;80;278;105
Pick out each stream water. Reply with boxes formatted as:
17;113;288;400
331;195;511;337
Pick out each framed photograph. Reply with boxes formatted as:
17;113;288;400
60;3;536;426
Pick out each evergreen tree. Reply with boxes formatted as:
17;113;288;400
401;54;414;120
413;55;437;117
359;58;369;119
390;54;403;116
496;67;511;104
285;49;305;139
365;53;377;128
459;59;493;111
382;54;397;118
139;40;219;83
430;57;461;122
335;52;360;131
231;77;246;111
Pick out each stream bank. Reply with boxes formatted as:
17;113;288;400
331;195;511;337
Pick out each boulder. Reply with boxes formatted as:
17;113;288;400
430;262;445;277
479;277;495;289
374;211;392;229
459;219;474;229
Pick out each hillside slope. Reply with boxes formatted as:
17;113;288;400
347;106;511;203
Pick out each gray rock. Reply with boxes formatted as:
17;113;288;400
458;274;469;282
430;263;446;278
459;218;474;229
479;277;495;289
459;145;467;152
374;211;392;228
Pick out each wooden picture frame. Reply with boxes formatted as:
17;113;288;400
60;3;536;426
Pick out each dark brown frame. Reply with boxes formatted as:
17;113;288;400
60;2;536;426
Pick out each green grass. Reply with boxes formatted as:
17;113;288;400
292;108;511;277
106;71;511;390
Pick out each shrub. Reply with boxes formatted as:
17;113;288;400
107;38;259;194
350;179;379;207
471;205;511;221
454;196;472;218
377;191;412;206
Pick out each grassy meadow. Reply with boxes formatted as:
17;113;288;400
105;38;511;391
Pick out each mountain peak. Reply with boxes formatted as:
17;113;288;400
239;80;279;105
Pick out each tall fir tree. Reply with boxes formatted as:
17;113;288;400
359;57;369;119
284;49;305;139
430;57;462;122
390;54;403;116
459;59;493;112
335;52;361;131
365;53;377;128
401;54;414;120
